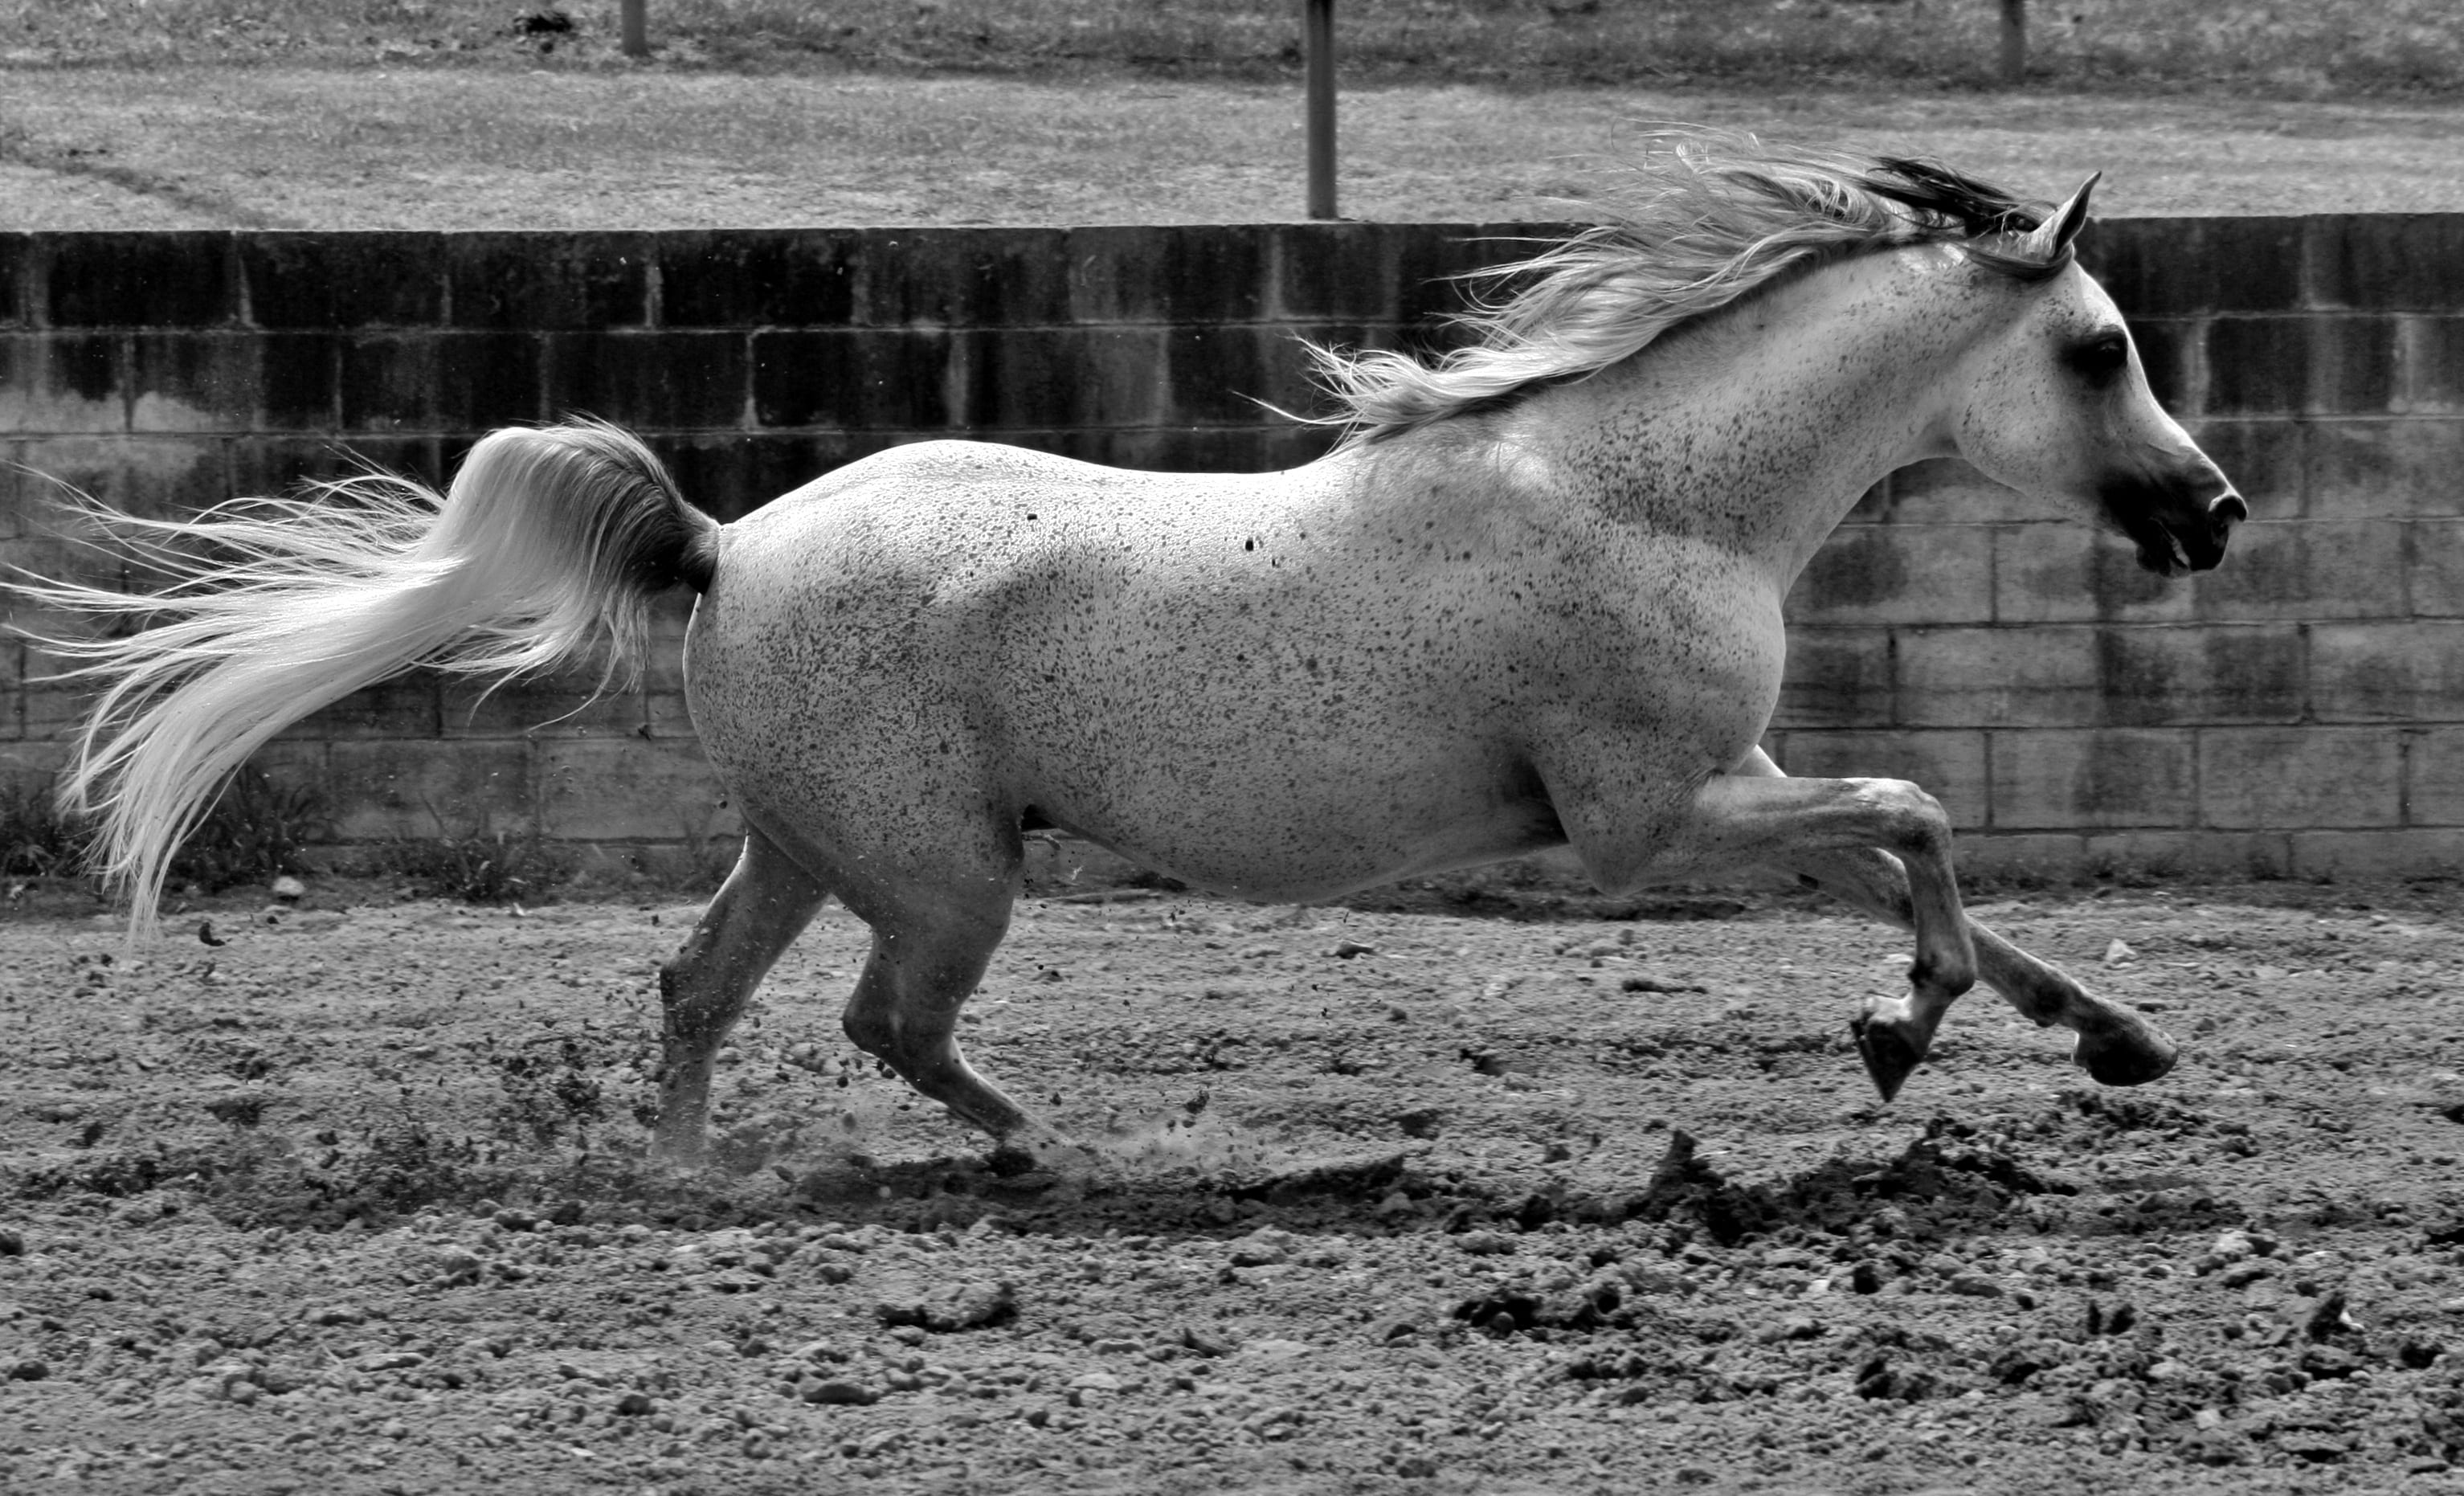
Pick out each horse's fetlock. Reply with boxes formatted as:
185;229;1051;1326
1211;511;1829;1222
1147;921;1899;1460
1906;949;1974;999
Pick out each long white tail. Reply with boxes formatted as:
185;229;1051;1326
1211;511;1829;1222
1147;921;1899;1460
17;419;718;934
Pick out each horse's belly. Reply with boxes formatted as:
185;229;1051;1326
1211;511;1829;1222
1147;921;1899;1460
1000;674;1563;901
1038;763;1563;904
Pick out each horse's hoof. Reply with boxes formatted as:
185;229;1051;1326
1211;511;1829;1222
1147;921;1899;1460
1850;1012;1927;1102
2074;1023;2179;1086
987;1130;1096;1177
987;1142;1042;1177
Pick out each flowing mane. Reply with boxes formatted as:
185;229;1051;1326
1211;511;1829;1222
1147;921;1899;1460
1306;129;2069;445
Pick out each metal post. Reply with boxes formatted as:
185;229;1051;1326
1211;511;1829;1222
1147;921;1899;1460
1303;0;1337;220
1999;0;2025;84
621;0;649;59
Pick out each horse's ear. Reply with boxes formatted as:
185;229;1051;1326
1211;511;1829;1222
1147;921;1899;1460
2019;172;2100;262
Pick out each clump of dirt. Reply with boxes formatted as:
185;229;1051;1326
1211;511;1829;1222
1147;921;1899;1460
3;878;2463;1493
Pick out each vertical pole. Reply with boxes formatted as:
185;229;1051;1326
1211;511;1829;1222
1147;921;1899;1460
621;0;649;59
1999;0;2025;84
1304;0;1337;220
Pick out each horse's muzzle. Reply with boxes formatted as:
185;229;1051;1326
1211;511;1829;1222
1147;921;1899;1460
2124;484;2245;577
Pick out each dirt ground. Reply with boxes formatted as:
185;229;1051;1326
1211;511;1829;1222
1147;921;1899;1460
9;55;2464;1494
3;867;2463;1494
5;72;2464;229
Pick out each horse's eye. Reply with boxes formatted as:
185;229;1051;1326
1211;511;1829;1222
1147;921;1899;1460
2067;333;2130;384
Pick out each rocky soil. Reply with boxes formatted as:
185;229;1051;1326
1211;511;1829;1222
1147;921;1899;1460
3;871;2464;1495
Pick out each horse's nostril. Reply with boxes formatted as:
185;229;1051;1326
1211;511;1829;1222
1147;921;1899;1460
2209;490;2249;525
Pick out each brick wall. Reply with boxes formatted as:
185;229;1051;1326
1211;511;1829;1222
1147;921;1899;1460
2;218;2460;880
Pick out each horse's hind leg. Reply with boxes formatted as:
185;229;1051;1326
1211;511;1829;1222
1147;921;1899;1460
1730;749;2176;1095
650;828;830;1165
836;883;1078;1166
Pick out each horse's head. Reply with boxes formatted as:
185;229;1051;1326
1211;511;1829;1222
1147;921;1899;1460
1946;177;2246;576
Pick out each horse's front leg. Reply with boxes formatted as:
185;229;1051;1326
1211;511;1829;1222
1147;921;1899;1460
1728;748;2176;1095
1571;764;1977;1098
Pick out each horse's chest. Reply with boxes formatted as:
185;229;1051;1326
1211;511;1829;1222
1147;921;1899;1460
1543;547;1788;708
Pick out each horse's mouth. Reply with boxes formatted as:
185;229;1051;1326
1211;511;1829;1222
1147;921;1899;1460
2134;530;2196;578
2119;489;2245;577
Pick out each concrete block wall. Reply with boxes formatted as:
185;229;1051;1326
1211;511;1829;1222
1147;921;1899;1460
3;217;2462;880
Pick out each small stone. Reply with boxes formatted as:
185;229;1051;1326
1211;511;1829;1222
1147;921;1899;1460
1756;1314;1825;1343
271;876;308;904
2276;1434;2351;1463
306;1305;369;1326
875;1278;1016;1333
2102;938;2137;966
1228;1231;1292;1268
614;1392;656;1416
2304;1289;2360;1341
798;1378;879;1406
256;1363;311;1395
1327;940;1375;959
0;1229;23;1257
354;1351;426;1373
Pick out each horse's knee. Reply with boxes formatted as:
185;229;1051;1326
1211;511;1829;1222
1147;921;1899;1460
1850;779;1951;861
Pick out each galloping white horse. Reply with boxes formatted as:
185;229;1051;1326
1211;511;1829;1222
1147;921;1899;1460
28;133;2244;1167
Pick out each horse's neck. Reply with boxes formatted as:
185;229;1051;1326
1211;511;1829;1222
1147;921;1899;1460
1518;247;1993;582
